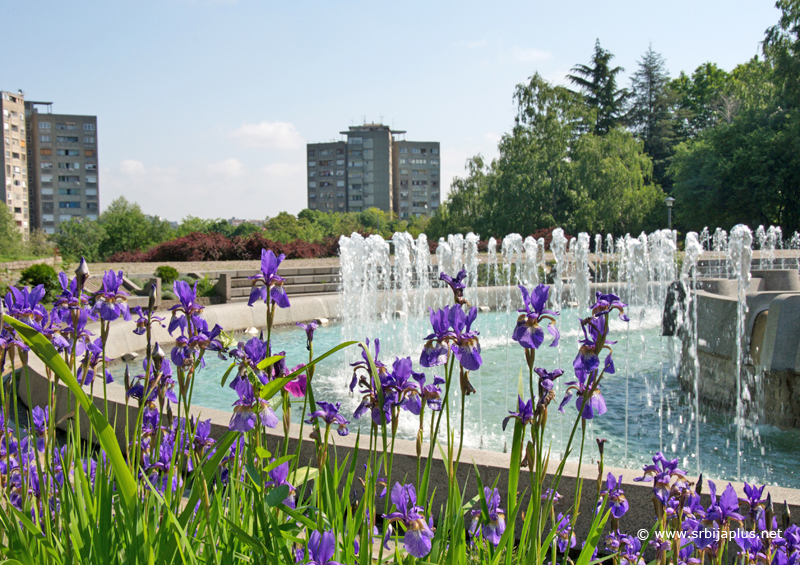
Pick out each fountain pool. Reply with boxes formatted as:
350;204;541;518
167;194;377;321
111;307;800;488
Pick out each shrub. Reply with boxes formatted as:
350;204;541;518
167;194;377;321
19;264;60;303
161;289;176;300
154;265;180;286
196;275;217;298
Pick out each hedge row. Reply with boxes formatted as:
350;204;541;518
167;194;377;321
107;232;341;262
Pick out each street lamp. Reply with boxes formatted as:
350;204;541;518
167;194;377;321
665;196;675;230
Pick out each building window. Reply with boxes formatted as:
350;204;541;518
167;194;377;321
83;136;95;144
86;175;97;184
349;161;363;168
41;162;53;169
350;195;362;201
431;159;439;165
309;171;316;177
349;184;362;190
431;148;439;154
83;123;95;131
308;181;316;188
336;180;344;187
40;148;52;156
399;159;406;164
41;176;53;184
400;169;409;175
308;193;316;199
86;203;98;210
58;175;80;183
319;149;332;156
58;188;81;195
348;150;361;156
85;188;98;196
335;170;344;176
348;137;362;145
336;159;344;165
400;180;408;186
57;136;79;143
308;149;316;156
85;163;97;170
431;170;439;176
40;135;50;143
399;147;408;154
319;160;332;166
412;148;421;154
59;202;81;208
336;148;344;155
84;150;95;157
308;161;316;167
39;122;51;129
57;149;80;156
320;182;332;187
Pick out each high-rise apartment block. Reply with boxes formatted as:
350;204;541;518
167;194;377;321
1;91;31;237
1;90;99;237
307;124;440;218
25;102;99;234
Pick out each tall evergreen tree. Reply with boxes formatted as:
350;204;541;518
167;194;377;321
628;45;677;190
568;39;629;134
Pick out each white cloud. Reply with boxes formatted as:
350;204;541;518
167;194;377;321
119;159;146;176
207;157;244;177
229;121;304;150
511;47;552;62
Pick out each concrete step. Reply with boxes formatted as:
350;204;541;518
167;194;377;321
230;283;339;298
230;274;340;288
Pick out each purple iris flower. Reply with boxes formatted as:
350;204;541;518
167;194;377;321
168;281;205;335
285;364;307;398
601;474;629;518
76;337;113;386
559;367;607;420
591;291;630;321
305;401;349;436
298;530;342;565
60;308;95;355
4;285;48;329
53;271;89;311
383;482;434;559
266;458;297;509
383;357;423;415
126;356;178;406
296;320;318;347
440;268;468;305
0;329;29;372
512;285;560;349
502;395;534;431
130;305;165;336
449;306;482;371
534;368;564;392
573;316;615;375
739;482;767;523
419;307;454;368
92;270;131;322
633;451;687;505
706;481;745;525
349;338;387;391
616;534;645;565
248;249;290;308
413;373;444;411
554;513;576;553
468;486;506;546
229;337;271;387
32;406;48;453
229;379;278;432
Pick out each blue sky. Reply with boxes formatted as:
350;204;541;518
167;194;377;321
4;0;781;222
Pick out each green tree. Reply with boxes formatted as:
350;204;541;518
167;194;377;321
97;197;172;259
670;63;732;138
52;218;106;262
568;39;629;134
567;129;663;234
0;204;22;259
764;0;800;108
628;46;678;190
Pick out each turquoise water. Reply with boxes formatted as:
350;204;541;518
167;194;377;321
112;309;800;488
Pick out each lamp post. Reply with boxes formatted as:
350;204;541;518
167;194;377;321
665;196;675;230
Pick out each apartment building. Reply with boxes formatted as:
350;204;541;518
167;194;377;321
307;124;440;218
25;101;99;234
1;91;31;237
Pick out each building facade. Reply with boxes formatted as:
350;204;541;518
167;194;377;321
25;102;99;234
1;91;31;238
307;124;439;218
